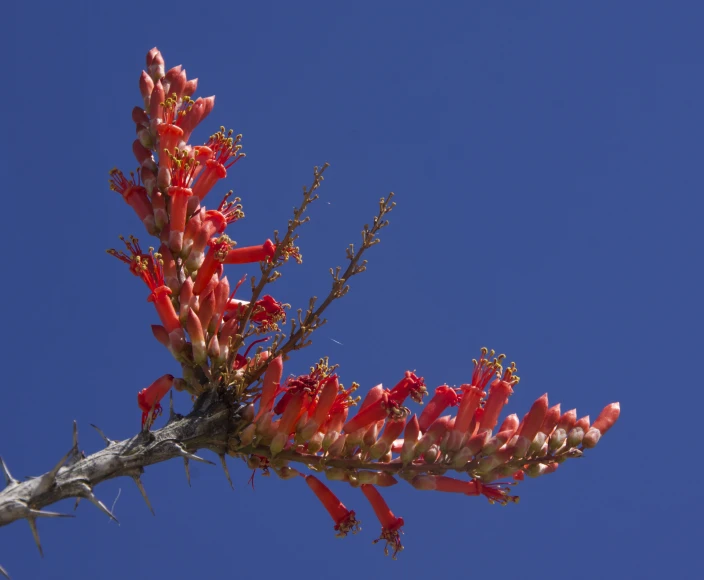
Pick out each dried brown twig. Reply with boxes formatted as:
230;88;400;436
243;190;396;386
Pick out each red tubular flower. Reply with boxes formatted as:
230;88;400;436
539;404;562;436
409;475;517;505
583;402;620;448
575;415;590;431
211;276;230;332
419;385;459;432
498;413;520;433
146;284;180;333
140;166;157;195
511;393;549;458
591;402;620;435
109;169;156;234
197;291;216;332
164;66;186;98
179;96;215;144
223;239;276;264
112;244;180;334
277;392;306;436
233;338;269;371
518;393;549;443
323;407;348;436
137;373;174;428
256;356;283;420
250;295;287;330
151;324;170;349
139;71;154;110
321;383;357;437
364;383;386;407
155;92;195;168
226;295;288;331
311;377;340;427
157;123;184;169
179;277;194;325
342;391;391;434
557;408;578;432
388;371;427;405
186;194;244;271
215;191;245;226
479;358;520;432
132;138;154;170
182;206;204;253
186;309;207;365
193;158;226;201
158;244;179;292
453;384;486;436
360;485;404;559
219;318;239;356
132;106;149;127
151;190;168;229
193;235;232;295
105;236;184;343
148;79;165;122
370;417;407;459
464;429;491;456
344;372;422;434
270;390;308;455
183;78;198;96
191;128;245;201
415;415;452;457
400;414;420;464
305;475;360;537
107;235;150;276
166;151;200;253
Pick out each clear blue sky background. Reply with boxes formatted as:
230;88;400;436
2;2;701;579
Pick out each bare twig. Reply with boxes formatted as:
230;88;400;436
244;192;396;385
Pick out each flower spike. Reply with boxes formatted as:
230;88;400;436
89;47;622;562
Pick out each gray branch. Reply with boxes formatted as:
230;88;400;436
0;391;245;568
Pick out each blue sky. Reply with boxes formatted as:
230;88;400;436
2;2;702;578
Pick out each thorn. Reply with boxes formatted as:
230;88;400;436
67;421;84;465
74;498;81;511
172;442;216;466
24;509;73;558
183;458;191;487
27;517;43;557
42;450;71;487
131;475;155;515
77;483;119;523
0;457;18;487
169;390;176;421
33;448;72;495
219;454;234;490
0;562;9;579
90;424;114;446
142;396;159;432
27;508;74;519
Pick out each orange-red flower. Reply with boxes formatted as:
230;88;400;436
137;374;174;428
306;475;360;537
360;484;404;559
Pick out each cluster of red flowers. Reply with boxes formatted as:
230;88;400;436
108;48;620;558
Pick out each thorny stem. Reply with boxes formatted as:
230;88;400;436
0;392;248;547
